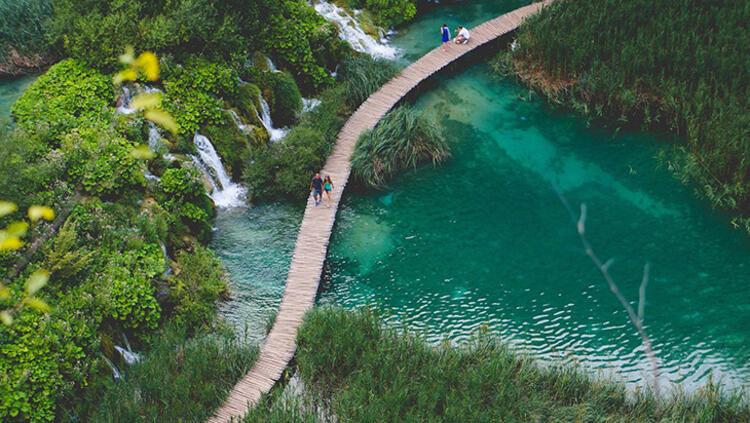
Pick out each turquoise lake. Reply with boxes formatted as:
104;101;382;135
210;1;749;391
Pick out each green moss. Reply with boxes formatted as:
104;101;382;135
269;71;303;127
236;83;263;127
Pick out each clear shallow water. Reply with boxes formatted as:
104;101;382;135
0;75;36;123
211;204;302;344
320;64;750;391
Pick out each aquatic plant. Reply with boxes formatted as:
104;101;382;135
248;307;750;422
352;105;450;189
338;53;399;107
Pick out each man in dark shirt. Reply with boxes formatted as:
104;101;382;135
310;173;324;206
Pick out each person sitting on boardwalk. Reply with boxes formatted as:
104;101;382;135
441;23;451;50
455;26;471;44
323;176;334;208
310;173;324;206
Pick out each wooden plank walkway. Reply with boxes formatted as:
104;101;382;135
208;2;549;421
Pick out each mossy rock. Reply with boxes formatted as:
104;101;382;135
236;83;263;127
249;125;270;148
203;113;250;180
251;51;271;72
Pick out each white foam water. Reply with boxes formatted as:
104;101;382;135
302;98;322;113
191;133;246;208
257;97;289;142
314;1;399;59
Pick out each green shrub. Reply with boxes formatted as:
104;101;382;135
262;1;336;92
0;312;63;422
162;58;238;136
165;247;228;329
352;105;450;189
203;114;251;180
244;126;329;202
157;167;214;242
360;0;418;27
105;266;161;331
270;71;303;127
80;137;146;199
11;59;112;140
338;53;399;107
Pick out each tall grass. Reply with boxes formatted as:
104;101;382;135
500;0;750;232
0;0;54;66
351;105;450;189
338;53;400;107
248;307;749;422
65;323;257;423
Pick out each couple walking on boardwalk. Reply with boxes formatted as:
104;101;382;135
441;24;471;50
310;173;334;207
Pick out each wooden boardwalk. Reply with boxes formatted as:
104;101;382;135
208;2;549;421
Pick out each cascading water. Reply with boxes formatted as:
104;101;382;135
227;109;251;135
191;133;246;208
302;98;322;114
114;333;141;365
117;86;164;181
266;57;280;73
257;97;289;142
314;1;399;59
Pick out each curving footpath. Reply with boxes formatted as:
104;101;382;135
208;2;550;421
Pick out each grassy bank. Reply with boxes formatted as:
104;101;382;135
497;0;750;232
245;307;749;422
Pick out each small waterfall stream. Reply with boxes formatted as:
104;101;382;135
191;133;246;208
257;97;289;142
314;1;399;59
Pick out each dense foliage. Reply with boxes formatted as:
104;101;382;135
342;0;418;27
500;0;750;232
352;105;450;189
82;324;255;423
11;59;113;139
245;307;750;422
48;0;347;92
0;50;243;422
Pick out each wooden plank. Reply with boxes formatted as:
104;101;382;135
206;3;550;422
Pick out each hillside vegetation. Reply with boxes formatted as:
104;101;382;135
497;0;750;231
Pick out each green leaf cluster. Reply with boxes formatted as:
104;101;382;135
157;167;214;243
11;59;112;140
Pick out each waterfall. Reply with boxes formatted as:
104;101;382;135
190;133;246;208
227;109;251;135
302;98;322;113
114;333;141;365
257;97;289;142
103;355;122;379
314;1;399;59
266;57;280;73
116;86;136;115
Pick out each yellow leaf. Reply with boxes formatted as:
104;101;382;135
114;68;138;85
119;46;135;65
25;270;49;295
0;236;22;251
28;206;54;222
144;109;179;134
0;201;17;217
0;311;12;326
129;92;161;110
23;297;51;313
130;145;155;160
6;221;28;237
0;285;8;300
135;51;160;81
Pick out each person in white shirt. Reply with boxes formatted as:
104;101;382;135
455;26;470;44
